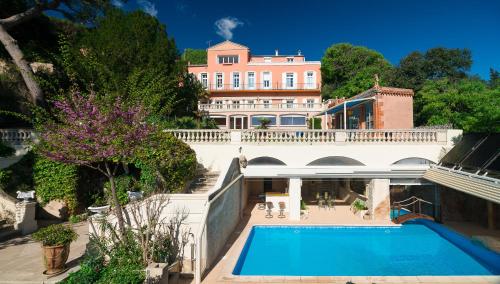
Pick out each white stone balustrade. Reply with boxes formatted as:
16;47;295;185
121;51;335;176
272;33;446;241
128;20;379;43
166;129;451;144
0;129;35;145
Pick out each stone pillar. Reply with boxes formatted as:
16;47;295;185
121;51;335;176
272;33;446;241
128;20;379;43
434;184;442;222
289;177;302;221
487;201;495;230
367;179;390;221
15;201;37;235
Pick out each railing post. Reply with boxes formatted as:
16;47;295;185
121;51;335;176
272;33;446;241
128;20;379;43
230;131;241;144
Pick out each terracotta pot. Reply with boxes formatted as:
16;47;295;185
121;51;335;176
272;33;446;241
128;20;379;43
42;244;70;275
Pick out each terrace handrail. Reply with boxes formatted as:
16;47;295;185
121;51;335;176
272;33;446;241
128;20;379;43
0;128;35;145
202;82;321;92
198;102;325;111
167;129;450;144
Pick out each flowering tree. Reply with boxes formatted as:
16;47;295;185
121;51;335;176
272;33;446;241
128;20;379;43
39;92;154;235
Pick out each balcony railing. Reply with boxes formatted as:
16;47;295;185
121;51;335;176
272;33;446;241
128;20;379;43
198;103;325;112
0;128;35;145
202;82;320;92
166;129;450;144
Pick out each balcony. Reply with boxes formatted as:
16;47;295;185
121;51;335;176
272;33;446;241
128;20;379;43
202;82;321;92
198;103;325;113
166;129;454;145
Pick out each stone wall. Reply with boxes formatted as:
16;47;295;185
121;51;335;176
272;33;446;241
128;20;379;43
205;158;243;269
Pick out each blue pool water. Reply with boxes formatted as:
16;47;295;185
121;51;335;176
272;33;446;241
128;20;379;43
233;222;500;276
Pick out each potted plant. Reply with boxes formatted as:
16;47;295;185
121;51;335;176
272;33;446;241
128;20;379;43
353;199;368;218
32;224;77;275
88;195;110;216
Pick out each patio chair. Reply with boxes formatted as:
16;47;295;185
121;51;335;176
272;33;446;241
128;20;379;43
257;194;266;210
265;202;274;218
278;202;286;218
327;196;335;210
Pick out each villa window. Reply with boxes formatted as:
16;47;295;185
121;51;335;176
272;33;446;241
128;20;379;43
365;103;374;129
200;73;208;89
263;72;271;89
287;57;294;62
247;100;255;109
232;100;240;109
286;99;294;109
218;55;239;64
264;57;271;63
216;73;223;89
247;72;255;89
215;100;223;109
263;100;271;109
233;72;240;89
251;115;277;126
286;73;294;88
306;99;315;108
280;115;306;126
306;71;314;88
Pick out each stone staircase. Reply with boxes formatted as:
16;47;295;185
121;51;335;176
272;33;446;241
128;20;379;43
0;219;20;242
186;171;220;194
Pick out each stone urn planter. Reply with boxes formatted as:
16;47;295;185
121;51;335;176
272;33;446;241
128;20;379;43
32;224;77;275
88;205;110;216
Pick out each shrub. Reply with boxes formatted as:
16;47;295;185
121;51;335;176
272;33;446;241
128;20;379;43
104;175;132;205
0;142;14;157
32;224;77;246
0;151;34;195
34;155;79;213
353;199;367;212
135;131;196;193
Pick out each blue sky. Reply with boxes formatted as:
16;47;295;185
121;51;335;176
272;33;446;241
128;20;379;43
116;0;499;79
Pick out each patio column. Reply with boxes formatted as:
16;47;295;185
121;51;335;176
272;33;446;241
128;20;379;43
289;177;302;221
367;179;390;221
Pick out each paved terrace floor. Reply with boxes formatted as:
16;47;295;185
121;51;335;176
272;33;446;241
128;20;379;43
0;221;88;284
202;202;500;284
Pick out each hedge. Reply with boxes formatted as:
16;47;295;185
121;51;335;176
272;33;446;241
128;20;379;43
34;155;79;214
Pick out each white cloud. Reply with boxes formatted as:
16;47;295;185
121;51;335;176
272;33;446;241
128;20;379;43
111;0;124;8
137;0;158;17
214;17;243;40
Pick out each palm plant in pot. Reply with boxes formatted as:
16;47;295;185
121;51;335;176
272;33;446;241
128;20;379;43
32;224;77;275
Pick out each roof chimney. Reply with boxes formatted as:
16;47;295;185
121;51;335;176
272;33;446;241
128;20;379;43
275;49;279;56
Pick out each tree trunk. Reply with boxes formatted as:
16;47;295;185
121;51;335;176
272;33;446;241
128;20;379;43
0;24;45;107
105;165;126;237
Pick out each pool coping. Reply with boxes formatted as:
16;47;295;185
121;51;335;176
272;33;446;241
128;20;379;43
217;223;500;283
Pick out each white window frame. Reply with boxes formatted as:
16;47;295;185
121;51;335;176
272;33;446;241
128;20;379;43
214;100;223;109
232;100;240;109
287;57;294;63
286;99;294;109
218;55;239;64
215;72;224;90
306;99;315;108
285;72;295;89
262;71;272;89
232;72;240;89
264;57;271;63
200;73;208;89
304;71;316;89
263;100;271;109
247;71;256;89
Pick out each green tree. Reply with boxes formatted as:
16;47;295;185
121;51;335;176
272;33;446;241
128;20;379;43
489;68;500;89
63;9;204;118
416;78;500;132
182;48;207;65
320;43;393;99
389;47;472;91
0;0;113;107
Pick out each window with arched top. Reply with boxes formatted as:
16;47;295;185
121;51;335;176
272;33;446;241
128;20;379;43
392;157;434;165
306;156;365;166
248;157;287;166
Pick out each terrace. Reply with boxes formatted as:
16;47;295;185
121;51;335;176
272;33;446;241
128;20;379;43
198;102;325;112
202;83;321;92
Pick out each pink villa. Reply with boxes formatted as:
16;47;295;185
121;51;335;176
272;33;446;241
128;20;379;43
188;40;323;129
188;40;415;130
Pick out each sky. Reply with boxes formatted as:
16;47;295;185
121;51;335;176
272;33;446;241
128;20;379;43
115;0;500;79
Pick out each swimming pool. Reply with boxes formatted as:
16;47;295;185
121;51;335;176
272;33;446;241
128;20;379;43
233;221;500;276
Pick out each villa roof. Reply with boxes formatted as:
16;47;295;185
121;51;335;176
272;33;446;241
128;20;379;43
350;85;414;100
208;40;249;50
